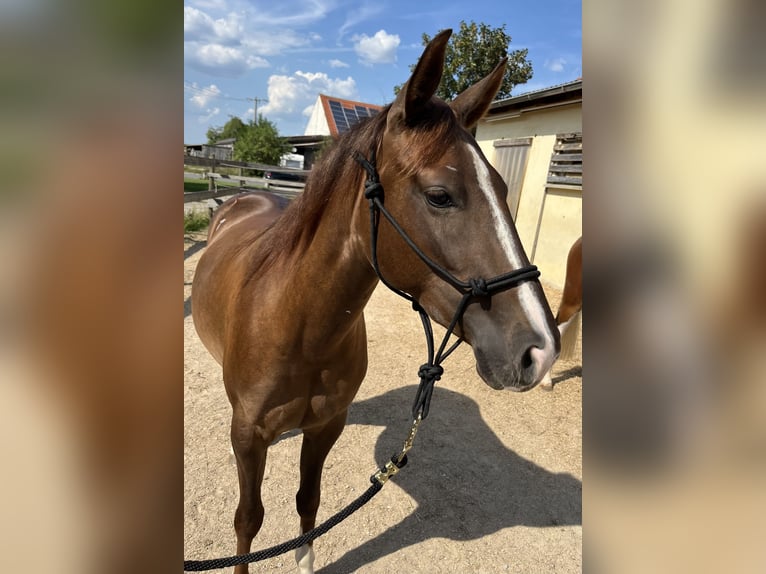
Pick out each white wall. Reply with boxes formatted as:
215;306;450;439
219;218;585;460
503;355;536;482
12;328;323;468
304;97;331;136
476;102;582;289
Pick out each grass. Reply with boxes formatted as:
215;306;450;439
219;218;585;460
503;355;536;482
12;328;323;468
184;180;208;192
184;210;210;233
184;178;250;193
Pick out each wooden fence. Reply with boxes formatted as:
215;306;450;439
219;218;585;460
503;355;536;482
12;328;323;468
184;155;306;205
183;154;310;177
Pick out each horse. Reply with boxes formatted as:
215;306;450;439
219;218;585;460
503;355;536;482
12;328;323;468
191;30;560;574
540;236;582;389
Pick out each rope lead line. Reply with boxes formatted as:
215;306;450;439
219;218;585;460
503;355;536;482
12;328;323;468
184;416;423;572
184;482;382;572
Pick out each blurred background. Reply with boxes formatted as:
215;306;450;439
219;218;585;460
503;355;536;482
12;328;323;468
0;0;179;572
585;0;765;572
0;0;763;572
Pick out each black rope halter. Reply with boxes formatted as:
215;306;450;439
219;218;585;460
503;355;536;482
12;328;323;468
353;148;541;419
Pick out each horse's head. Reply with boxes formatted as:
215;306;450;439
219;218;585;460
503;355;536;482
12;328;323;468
364;30;560;391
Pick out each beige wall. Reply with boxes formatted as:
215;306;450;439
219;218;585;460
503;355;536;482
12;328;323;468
476;102;582;289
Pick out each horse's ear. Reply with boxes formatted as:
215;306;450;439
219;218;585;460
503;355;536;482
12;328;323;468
449;57;507;129
388;29;452;129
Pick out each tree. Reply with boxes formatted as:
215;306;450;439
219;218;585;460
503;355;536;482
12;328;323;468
206;116;248;144
232;115;290;165
394;21;533;101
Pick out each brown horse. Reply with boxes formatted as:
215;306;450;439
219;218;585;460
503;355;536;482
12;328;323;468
541;236;582;389
191;30;560;574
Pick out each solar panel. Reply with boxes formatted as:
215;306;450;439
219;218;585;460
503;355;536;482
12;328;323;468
344;107;359;128
323;97;382;134
331;110;348;133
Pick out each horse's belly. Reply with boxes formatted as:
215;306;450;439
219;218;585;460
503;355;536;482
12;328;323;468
192;195;287;365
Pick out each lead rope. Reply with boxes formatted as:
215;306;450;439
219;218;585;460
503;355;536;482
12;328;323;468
183;415;421;571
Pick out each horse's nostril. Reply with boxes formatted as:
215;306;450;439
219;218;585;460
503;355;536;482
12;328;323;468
521;347;534;370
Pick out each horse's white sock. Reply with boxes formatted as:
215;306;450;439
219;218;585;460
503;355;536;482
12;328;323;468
296;543;315;574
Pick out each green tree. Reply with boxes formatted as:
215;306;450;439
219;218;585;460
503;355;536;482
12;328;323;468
394;21;533;101
206;116;248;144
233;115;290;165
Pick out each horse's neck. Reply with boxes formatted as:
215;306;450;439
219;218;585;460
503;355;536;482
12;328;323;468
282;189;377;346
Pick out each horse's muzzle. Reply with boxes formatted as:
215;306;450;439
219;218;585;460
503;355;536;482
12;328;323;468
474;337;559;391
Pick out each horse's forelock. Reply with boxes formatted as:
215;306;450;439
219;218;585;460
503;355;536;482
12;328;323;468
385;100;463;177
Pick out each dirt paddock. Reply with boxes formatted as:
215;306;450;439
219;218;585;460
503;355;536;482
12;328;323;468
184;232;582;573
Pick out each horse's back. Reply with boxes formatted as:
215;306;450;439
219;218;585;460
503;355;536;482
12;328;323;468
193;191;290;363
207;191;290;245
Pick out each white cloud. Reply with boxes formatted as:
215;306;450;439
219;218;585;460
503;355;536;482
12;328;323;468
353;30;400;65
329;58;349;68
259;71;357;116
338;2;384;40
545;57;567;73
184;4;317;77
240;30;311;57
187;0;228;10
188;83;222;108
183;6;242;45
249;1;334;28
185;43;269;77
197;107;221;124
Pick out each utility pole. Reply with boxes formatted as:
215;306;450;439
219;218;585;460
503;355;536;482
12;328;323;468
247;97;267;124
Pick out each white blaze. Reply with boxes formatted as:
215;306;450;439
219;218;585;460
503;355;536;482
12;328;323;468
465;143;557;353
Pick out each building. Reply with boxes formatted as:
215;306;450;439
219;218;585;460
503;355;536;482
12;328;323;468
184;138;235;161
475;79;582;289
304;94;383;137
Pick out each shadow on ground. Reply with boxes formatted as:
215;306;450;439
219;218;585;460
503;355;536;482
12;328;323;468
553;366;582;386
318;385;581;573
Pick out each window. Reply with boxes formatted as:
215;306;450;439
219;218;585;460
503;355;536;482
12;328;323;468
547;132;582;189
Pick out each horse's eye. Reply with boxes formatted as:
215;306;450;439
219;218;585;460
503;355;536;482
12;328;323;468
424;189;455;209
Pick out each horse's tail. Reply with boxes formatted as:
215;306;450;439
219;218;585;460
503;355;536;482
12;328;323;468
558;309;581;362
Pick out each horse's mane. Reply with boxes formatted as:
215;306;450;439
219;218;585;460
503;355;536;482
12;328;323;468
256;98;460;272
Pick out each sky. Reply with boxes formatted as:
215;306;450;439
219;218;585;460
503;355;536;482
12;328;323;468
184;0;581;143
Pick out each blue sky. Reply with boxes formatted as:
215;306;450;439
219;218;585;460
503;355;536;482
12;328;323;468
184;0;581;143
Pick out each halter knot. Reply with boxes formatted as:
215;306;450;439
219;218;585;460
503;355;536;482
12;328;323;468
363;181;384;200
417;363;444;382
469;277;490;298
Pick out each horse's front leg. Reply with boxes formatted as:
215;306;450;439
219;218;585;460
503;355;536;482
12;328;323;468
295;410;348;574
230;405;271;574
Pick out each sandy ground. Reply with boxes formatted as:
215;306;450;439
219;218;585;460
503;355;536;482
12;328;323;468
184;232;582;573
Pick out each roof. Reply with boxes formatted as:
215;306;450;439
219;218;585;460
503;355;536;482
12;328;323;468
318;94;383;136
487;78;582;116
285;134;330;149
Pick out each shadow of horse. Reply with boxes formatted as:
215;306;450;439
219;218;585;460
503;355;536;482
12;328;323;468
184;237;206;260
553;366;583;386
185;237;206;319
319;386;581;573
